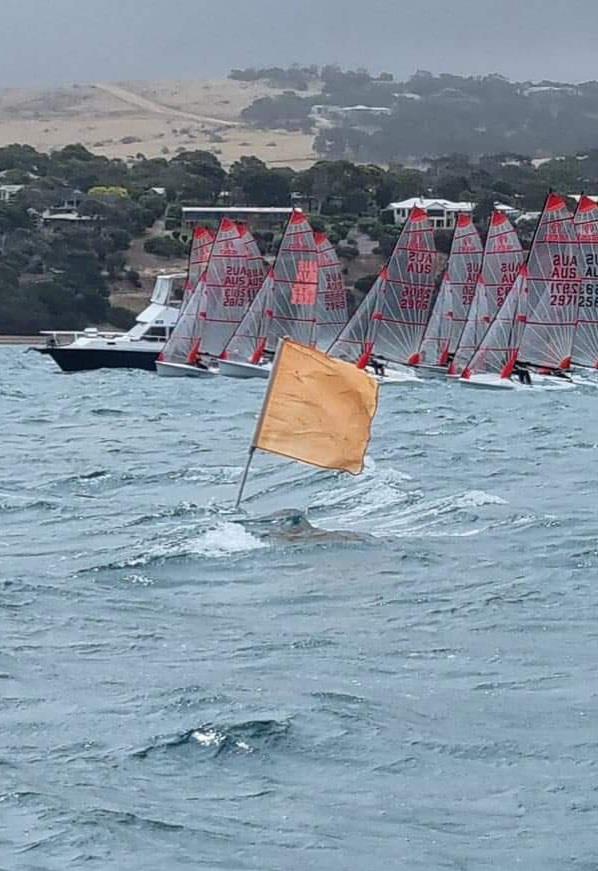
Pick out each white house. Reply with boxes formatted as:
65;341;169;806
0;184;24;203
384;197;474;229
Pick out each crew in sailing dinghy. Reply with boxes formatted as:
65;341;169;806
156;218;265;378
518;193;581;382
329;206;437;383
573;195;598;370
448;210;524;378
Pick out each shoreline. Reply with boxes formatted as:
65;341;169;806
0;337;40;345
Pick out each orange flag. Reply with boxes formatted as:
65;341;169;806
254;339;379;474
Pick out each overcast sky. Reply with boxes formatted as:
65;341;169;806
1;0;596;87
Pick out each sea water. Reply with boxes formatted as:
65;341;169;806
2;347;598;870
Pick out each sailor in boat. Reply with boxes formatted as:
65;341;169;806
513;361;532;385
371;355;386;377
535;366;573;382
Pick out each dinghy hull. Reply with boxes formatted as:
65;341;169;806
156;361;217;379
219;360;271;380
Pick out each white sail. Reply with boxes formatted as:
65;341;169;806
449;211;523;376
198;218;266;359
519;193;581;370
314;232;349;349
573;196;598;368
223;269;275;364
418;273;453;366
447;214;484;353
184;227;214;304
462;265;529;380
375;207;437;365
328;270;387;366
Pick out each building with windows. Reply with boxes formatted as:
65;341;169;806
0;184;24;203
383;198;474;229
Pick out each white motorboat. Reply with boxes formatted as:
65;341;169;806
33;274;185;372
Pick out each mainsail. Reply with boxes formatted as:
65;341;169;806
461;265;529;380
328;270;387;365
449;211;523;376
224;269;275;365
315;232;349;349
160;219;262;365
196;218;266;359
573;196;598;368
374;207;437;365
184;227;215;303
447;214;484;353
519;193;581;370
268;210;319;347
418;274;453;366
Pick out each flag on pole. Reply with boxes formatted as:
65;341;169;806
235;339;379;507
254;339;379;474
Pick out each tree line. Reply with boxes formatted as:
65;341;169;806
0;142;595;334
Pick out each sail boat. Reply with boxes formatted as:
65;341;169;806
459;264;529;389
518;193;581;375
572;195;598;369
313;232;349;350
448;211;524;377
183;226;215;305
328;206;437;380
219;210;321;379
416;273;453;373
156;218;264;377
417;213;483;373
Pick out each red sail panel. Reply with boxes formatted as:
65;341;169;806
315;232;349;350
573;196;598;368
375;207;438;365
519;195;581;369
418;274;453;366
447;214;484;353
268;210;319;348
449;211;523;375
462;266;529;379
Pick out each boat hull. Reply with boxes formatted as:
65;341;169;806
460;374;517;390
156;361;217;378
219;360;271;380
34;346;159;372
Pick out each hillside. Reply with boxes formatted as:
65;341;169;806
0;79;316;168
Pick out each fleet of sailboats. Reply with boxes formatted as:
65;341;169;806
54;196;598;388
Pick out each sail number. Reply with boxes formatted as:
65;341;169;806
400;288;431;310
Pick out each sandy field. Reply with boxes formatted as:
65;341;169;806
0;79;317;168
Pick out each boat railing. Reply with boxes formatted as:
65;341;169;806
40;329;125;347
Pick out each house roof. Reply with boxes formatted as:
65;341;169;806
385;197;475;212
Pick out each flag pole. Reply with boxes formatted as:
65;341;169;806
234;338;287;509
235;447;256;509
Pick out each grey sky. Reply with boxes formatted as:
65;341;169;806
1;0;596;87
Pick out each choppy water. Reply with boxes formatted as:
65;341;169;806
2;347;598;870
